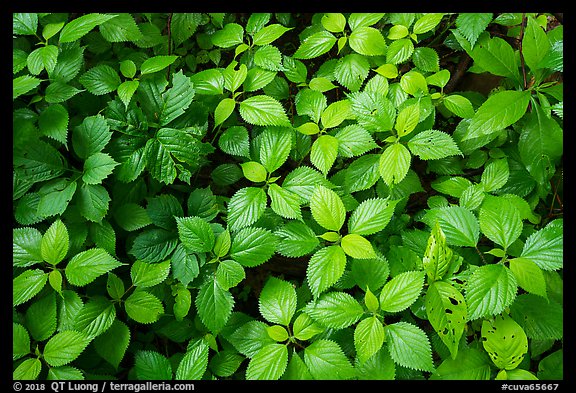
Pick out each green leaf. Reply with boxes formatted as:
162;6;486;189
412;47;440;72
444;95;475;119
349;26;387;56
305;291;363;329
79;65;121;95
465;264;517;320
73;297;116;338
82;153;118;184
170;13;201;47
211;22;244;48
159;70;195;126
13;323;30;361
43;330;92;367
93;322;130;369
13;75;41;100
400;70;428;96
45;81;82;103
27;45;59;75
267;325;289;342
456;13;493;47
295;89;327;123
38;104;69;144
509;257;547;298
310;135;339;175
106;272;124;300
521;222;563;271
113;203;151;232
522;16;550;72
59;13;117;43
41;219;69;265
481;314;528;370
140;55;178;75
379;270;425;313
341;234;376;259
413;13;444;34
72;115;112;160
282;166;331;203
258;277;297;326
254;45;283;71
176;341;209;380
385;322;434;372
171;244;199;286
430;347;491;380
386;38;414;64
407;130;462;160
239;95;290;127
195;279;234;333
464;90;530;140
13;13;38;35
268;184;302;220
190;69;224;95
13;358;42;380
334;53;370;92
421;222;453;282
36;179;77;219
509;294;562;340
321;13;346;32
219;126;250;158
216;259;245;290
13;269;48;307
214;98;236;128
131;260;171;288
223;62;248;93
379;143;411;186
479;195;522;250
304;339;356;380
117;80;139;108
230;226;277;267
310;185;346;232
306;245;346;297
209;350;244;377
275;221;320;258
173;286;192;321
332;118;376;154
344;154;380;193
395;102;420;137
99;13;142;42
25;293;57;342
176;216;215;253
134;350;172;380
425;281;467;359
481;158;509;192
431;206;480;248
227;187;267;232
321;99;351;129
229;321;276;358
348;13;385;30
253;23;292;46
292;313;324;341
294;31;336;59
13;227;43;267
470;37;520;81
246;344;289;380
259;126;293;174
213;229;232;258
125;290;164;324
244;67;276;92
354;316;385;363
65;248;122;286
348;198;395;236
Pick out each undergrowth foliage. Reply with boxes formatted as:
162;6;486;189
13;12;563;381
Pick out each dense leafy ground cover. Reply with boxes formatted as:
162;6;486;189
13;12;563;381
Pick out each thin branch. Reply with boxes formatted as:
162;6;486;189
444;52;471;94
518;13;528;90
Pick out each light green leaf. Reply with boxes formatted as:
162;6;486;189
190;69;224;95
348;198;394;236
349;26;387;56
214;97;236;128
379;270;425;313
43;330;92;367
456;13;493;48
140;55;178;75
334;124;377;158
117;80;139;109
306;245;346;297
395;102;420;137
171;244;200;286
295;89;326;124
219;126;250;158
400;70;428;96
239;95;290;127
412;47;440;72
521;221;563;271
268;184;302;220
259;277;297;326
321;13;346;33
13;323;31;361
246;343;288;380
304;340;355;380
229;320;276;358
13;227;43;268
65;248;123;287
41;219;69;266
73;297;116;338
176;216;215;253
509;257;547;298
481;314;528;370
13;13;38;35
379;143;411;185
509;294;562;340
305;291;363;329
386;38;414;64
213;229;231;258
479;195;522;250
293;31;337;59
79;65;121;95
195;279;234;333
13;75;41;100
354;316;385;363
481;158;509;192
425;281;467;359
176;341;209;380
334;53;370;91
216;259;245;290
321;99;351;129
385;322;434;372
211;23;244;48
125;290;164;324
292;313;324;341
99;13;142;42
227;187;267;232
422;222;452;281
407;130;462;160
13;358;42;380
259;126;293;173
274;221;320;258
464;90;530;140
82;153;118;184
131;260;171;288
253;24;292;46
159;70;195;126
59;13;117;43
522;16;550;72
413;13;444;34
431;206;480;248
465;264;517;320
13;269;48;307
348;13;385;30
230;226;277;267
444;95;475;119
254;45;283;71
310;135;339;175
341;234;376;259
310;185;346;232
282;166;331;203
